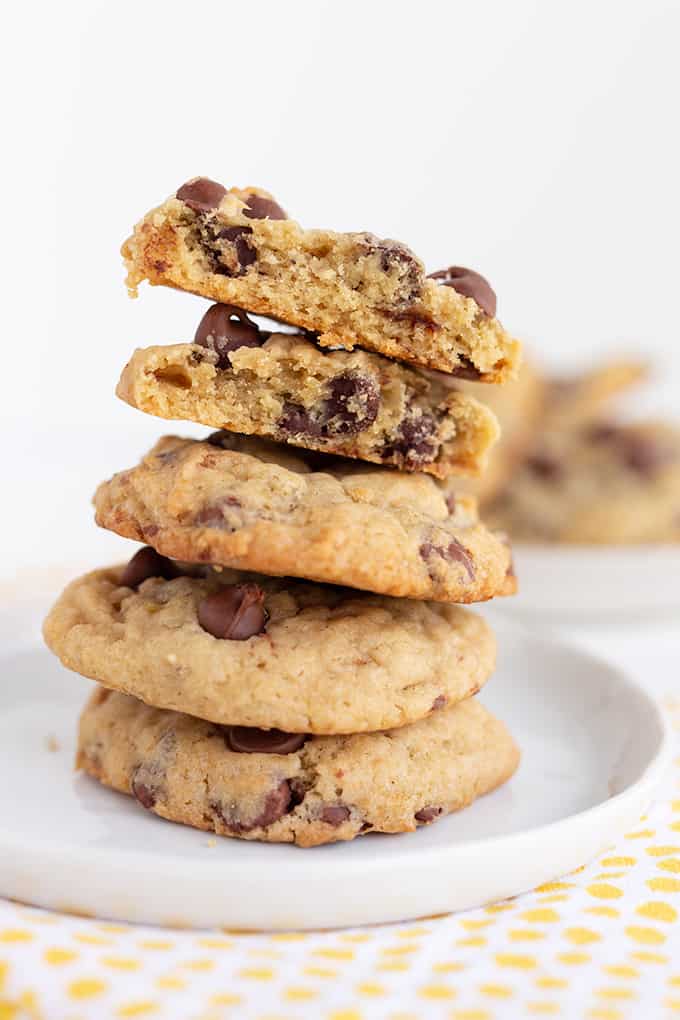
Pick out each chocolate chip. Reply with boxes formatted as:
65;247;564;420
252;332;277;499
193;497;241;528
130;773;157;809
431;695;448;711
213;226;256;275
225;726;307;754
583;421;673;477
176;177;227;213
445;493;457;515
278;373;380;440
129;735;174;809
419;539;475;580
622;434;677;477
321;805;351;826
383;405;438;468
444;540;475;579
428;266;497;317
120;547;180;589
453;355;484;380
361;235;423;306
526;453;562;481
586;422;619;443
213;779;293;832
194;303;265;368
206;430;229;447
198;584;267;640
415;805;442;824
324;374;380;434
278;402;323;438
242;193;287;220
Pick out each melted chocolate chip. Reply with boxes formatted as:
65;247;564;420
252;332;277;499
242;193;287;220
278;402;323;438
324;374;380;434
213;226;257;276
194;303;265;368
428;266;497;317
415;805;442;824
198;584;267;640
445;493;457;515
225;726;307;755
120;547;180;589
383;406;438;468
176;177;227;213
321;805;351;826
213;780;293;832
419;539;475;581
431;695;448;711
278;373;380;439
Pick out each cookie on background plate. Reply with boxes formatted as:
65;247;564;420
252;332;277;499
117;308;500;478
487;421;680;543
93;434;516;603
43;560;496;734
122;177;521;381
77;686;520;847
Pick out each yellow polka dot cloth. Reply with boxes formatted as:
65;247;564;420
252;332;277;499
2;751;680;1020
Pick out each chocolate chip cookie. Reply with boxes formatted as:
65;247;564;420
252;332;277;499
77;686;520;847
43;560;496;734
93;433;516;602
442;358;648;507
117;308;500;478
487;421;680;543
122;178;521;380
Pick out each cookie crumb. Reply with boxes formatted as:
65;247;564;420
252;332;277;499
206;838;217;848
45;734;60;752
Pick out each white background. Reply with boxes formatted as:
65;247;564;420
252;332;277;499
2;0;679;575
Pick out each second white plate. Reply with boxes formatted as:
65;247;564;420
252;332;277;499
0;617;670;930
503;543;680;617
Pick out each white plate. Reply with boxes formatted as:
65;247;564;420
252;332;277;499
0;621;670;931
502;544;680;617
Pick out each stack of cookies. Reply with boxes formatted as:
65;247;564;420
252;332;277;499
44;178;521;847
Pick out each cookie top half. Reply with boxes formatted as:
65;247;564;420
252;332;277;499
122;178;521;381
93;433;516;602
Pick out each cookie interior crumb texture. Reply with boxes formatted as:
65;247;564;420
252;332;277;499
122;180;522;380
117;333;500;478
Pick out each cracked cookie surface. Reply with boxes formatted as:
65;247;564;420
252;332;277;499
44;563;496;734
77;686;520;847
117;329;499;478
122;178;521;380
93;433;516;602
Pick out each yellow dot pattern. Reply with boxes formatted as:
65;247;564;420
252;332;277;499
1;760;680;1017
